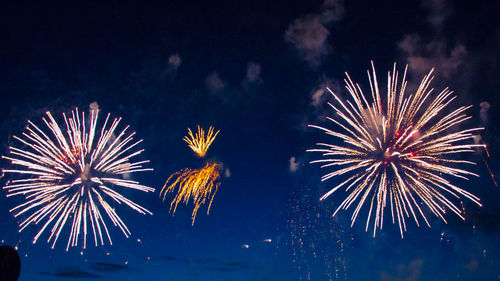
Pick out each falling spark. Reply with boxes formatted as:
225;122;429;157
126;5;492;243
308;62;483;237
2;108;154;250
184;126;219;158
478;139;497;187
160;162;221;225
482;158;497;187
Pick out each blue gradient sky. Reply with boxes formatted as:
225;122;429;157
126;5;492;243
0;0;499;280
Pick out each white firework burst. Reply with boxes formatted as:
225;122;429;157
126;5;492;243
308;62;484;237
2;108;154;250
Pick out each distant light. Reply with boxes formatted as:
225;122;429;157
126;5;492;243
263;239;272;243
242;244;249;249
106;252;110;256
147;257;151;260
137;239;142;243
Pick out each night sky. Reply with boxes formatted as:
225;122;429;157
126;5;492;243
1;0;500;280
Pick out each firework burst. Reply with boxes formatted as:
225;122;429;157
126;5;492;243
308;62;484;237
184;126;220;158
160;162;221;225
2;108;154;250
161;126;221;224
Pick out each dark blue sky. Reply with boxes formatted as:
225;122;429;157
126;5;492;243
0;0;499;280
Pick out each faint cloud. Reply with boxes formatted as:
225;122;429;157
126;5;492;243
311;79;341;108
398;1;465;80
465;256;479;271
422;0;450;29
168;53;182;71
398;35;466;79
162;53;182;77
311;88;325;107
380;259;423;281
90;262;129;273
284;0;344;68
479;101;490;124
89;101;99;111
41;266;102;278
205;72;226;94
310;78;341;116
322;0;345;22
289;156;299;172
285;17;330;68
244;62;262;85
473;135;482;147
296;78;341;132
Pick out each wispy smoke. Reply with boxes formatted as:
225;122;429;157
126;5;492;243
284;0;344;68
311;88;326;108
398;0;465;80
479;101;490;124
205;72;226;94
168;53;182;71
380;259;423;281
311;78;340;108
244;62;262;84
289;156;299;172
399;35;466;79
89;101;99;111
422;0;450;29
296;77;341;132
285;17;330;68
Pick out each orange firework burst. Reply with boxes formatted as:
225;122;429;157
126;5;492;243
161;126;221;224
160;162;221;225
183;126;219;158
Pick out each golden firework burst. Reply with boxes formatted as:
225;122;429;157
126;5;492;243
183;126;220;158
160;162;221;225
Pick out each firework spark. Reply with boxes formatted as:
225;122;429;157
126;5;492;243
184;126;219;158
2;108;154;250
308;62;484;237
160;162;221;225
